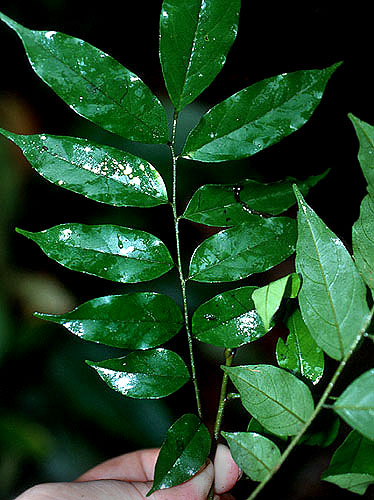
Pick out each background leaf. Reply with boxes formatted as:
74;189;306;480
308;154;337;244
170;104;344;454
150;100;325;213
87;348;190;399
0;12;169;144
183;172;328;227
322;430;374;495
182;64;340;162
0;128;168;207
222;431;280;482
252;273;300;332
188;217;297;282
223;364;314;436
17;224;174;283
349;114;374;196
276;308;324;385
35;292;183;350
159;0;240;111
192;286;265;348
352;195;374;290
294;186;369;360
148;413;211;495
333;369;374;441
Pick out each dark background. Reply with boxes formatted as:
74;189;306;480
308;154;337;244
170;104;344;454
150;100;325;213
0;1;373;499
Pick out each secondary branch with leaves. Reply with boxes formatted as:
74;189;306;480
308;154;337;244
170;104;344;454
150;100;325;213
1;1;374;498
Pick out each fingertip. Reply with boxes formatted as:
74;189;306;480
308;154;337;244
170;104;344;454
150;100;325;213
214;444;240;495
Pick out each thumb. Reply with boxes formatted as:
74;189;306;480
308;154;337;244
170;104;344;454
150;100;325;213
145;459;214;500
16;462;214;500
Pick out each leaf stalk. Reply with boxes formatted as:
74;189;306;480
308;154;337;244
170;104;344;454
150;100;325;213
170;110;202;419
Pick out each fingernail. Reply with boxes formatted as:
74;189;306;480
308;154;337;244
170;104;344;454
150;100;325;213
237;468;243;480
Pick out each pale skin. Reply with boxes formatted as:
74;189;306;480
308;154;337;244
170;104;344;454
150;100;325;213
16;444;240;500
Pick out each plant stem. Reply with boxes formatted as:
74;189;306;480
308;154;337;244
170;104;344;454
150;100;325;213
246;306;374;500
169;110;202;420
214;348;236;441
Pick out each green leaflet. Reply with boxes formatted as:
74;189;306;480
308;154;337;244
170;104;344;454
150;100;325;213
188;217;297;282
147;414;211;496
17;224;174;283
294;187;370;360
350;115;374;289
276;308;324;385
349;114;374;196
35;292;183;350
353;195;374;290
322;431;374;495
159;0;240;111
223;364;314;436
252;273;300;332
183;172;328;227
182;64;341;162
87;349;190;399
0;12;169;144
222;432;281;482
0;128;168;207
192;286;266;348
333;369;374;441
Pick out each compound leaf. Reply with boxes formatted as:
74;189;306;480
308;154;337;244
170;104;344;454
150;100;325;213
17;224;174;283
276;308;324;385
223;364;314;436
148;414;211;495
322;431;374;495
294;186;369;360
252;273;300;332
35;292;183;350
182;64;340;162
188;217;297;282
0;12;169;144
222;431;280;482
160;0;240;111
192;286;265;348
0;128;168;207
87;348;190;399
183;172;328;227
333;369;374;441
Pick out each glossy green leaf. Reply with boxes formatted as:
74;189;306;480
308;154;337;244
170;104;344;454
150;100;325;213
188;217;297;282
349;114;374;196
0;128;168;207
35;292;183;350
148;413;211;495
86;348;190;399
192;286;265;348
276;308;324;385
223;364;314;436
353;196;374;291
222;431;280;482
182;64;340;162
183;172;328;227
17;224;174;283
0;12;169;144
159;0;240;111
294;186;370;360
333;369;374;441
322;431;374;495
252;274;300;332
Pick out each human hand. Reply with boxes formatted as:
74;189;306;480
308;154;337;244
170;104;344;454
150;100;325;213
16;444;240;499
